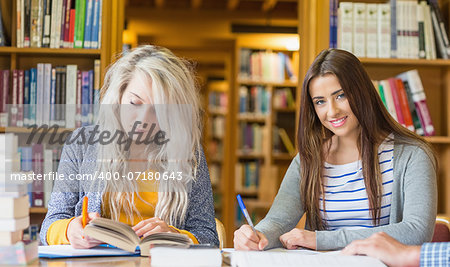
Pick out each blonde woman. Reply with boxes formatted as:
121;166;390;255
40;45;219;248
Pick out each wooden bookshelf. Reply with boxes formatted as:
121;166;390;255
299;0;450;214
0;47;101;56
0;0;125;230
204;80;231;224
231;42;299;235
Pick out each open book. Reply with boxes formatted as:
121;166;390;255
83;217;193;256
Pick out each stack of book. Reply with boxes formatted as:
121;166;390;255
0;133;38;265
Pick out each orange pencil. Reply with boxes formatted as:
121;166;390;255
82;196;88;228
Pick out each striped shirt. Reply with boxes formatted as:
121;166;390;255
420;242;450;267
320;136;394;230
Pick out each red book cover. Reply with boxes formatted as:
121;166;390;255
387;78;405;127
395;78;414;132
64;0;72;48
69;9;76;47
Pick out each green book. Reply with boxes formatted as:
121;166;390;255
74;0;86;48
378;83;387;110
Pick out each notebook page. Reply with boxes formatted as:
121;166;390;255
230;251;386;267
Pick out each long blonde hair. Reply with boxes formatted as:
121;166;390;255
93;45;202;226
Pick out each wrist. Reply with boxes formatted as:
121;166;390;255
402;246;421;267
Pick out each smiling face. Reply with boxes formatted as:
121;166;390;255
309;74;360;142
120;71;160;138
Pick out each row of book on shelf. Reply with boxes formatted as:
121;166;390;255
235;160;260;192
208;91;228;112
375;69;434;136
1;134;40;264
239;123;295;155
11;0;103;49
238;49;298;82
209;116;225;140
0;60;100;128
3;133;61;209
331;0;450;59
239;85;270;115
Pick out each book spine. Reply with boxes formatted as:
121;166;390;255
83;0;93;49
74;0;86;48
17;70;24;127
60;66;66;126
65;65;77;128
54;67;61;125
410;2;419;59
30;68;37;125
0;5;6;46
37;63;44;125
430;7;448;59
24;0;32;47
417;2;426;59
23;70;30;126
41;0;51;47
16;0;23;47
380;80;398;121
390;0;397;57
76;70;82;127
50;68;56;125
50;0;59;48
63;0;72;48
10;70;18;127
387;78;405;127
338;2;353;53
429;1;450;57
377;3;391;58
59;0;67;48
395;78;414;132
88;69;94;123
32;144;44;207
90;0;100;49
97;0;102;48
353;3;366;58
68;8;76;47
423;3;436;60
81;71;90;125
402;80;424;136
366;3;378;58
43;63;52;125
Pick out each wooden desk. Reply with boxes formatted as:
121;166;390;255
33;256;231;266
33;256;150;267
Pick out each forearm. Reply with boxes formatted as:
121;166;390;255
46;218;75;245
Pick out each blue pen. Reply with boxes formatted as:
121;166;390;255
236;194;259;239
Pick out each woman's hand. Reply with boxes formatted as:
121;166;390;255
234;224;268;251
132;217;178;237
67;212;103;249
279;228;316;250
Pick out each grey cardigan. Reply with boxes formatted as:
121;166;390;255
255;141;437;250
40;126;219;247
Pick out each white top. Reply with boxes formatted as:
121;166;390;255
320;137;394;230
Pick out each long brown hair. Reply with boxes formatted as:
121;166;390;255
298;49;436;230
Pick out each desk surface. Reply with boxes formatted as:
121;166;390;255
33;256;151;267
32;256;231;267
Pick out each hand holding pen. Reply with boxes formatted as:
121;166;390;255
234;194;268;251
66;196;103;249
